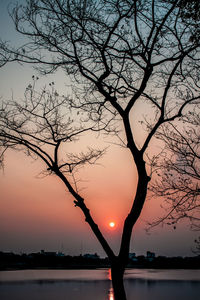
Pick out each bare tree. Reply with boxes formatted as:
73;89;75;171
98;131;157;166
0;1;200;299
0;79;106;179
149;107;200;231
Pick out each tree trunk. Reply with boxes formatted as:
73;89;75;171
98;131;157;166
111;262;127;300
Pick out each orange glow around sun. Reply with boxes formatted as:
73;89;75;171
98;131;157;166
109;221;116;228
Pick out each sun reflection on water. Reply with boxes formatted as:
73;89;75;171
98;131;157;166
107;268;112;281
108;288;114;300
106;269;114;300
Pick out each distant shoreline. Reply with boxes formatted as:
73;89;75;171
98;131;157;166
1;266;200;272
1;251;200;271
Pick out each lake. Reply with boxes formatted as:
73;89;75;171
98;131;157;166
0;269;200;300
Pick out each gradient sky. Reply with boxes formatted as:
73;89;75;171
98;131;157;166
0;0;198;258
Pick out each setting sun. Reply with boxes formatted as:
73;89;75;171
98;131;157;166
109;221;115;228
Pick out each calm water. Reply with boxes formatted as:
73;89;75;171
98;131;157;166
0;269;200;300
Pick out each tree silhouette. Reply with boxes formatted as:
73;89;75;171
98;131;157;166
149;106;200;231
0;1;200;299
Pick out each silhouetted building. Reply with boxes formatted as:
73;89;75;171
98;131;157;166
146;251;155;261
129;253;138;262
57;251;65;257
83;253;100;259
40;250;57;256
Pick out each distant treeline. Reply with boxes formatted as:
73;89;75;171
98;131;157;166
0;251;200;270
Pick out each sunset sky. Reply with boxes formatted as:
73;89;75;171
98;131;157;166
0;0;198;258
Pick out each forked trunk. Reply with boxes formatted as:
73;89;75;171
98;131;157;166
111;263;127;300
